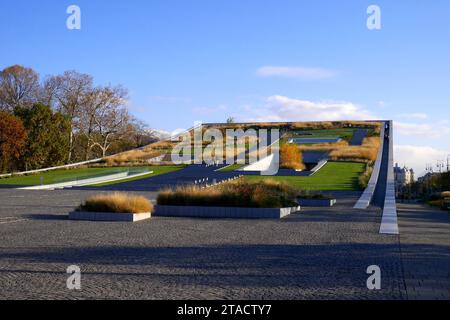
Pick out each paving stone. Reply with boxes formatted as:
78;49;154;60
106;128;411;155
0;188;409;300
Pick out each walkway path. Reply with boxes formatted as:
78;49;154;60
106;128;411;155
349;129;368;146
372;131;389;208
398;203;450;300
0;189;405;300
1;186;449;299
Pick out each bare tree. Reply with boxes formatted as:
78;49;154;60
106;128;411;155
0;65;41;111
44;71;93;162
88;86;130;157
127;117;159;147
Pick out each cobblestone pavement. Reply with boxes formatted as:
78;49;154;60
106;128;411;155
397;203;450;300
0;188;408;300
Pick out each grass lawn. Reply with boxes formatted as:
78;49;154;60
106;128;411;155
290;129;357;141
218;164;245;172
0;165;185;186
0;167;132;186
245;161;366;191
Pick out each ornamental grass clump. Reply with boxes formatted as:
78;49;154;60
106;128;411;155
157;179;299;208
358;165;374;189
79;192;153;213
105;140;176;165
296;136;381;163
329;137;380;162
280;144;306;170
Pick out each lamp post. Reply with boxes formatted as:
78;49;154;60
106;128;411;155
436;160;446;193
437;160;444;173
426;163;433;196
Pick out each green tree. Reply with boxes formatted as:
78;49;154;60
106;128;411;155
226;117;236;124
15;104;70;170
0;112;27;172
438;172;450;192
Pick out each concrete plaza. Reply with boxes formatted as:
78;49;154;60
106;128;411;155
1;188;448;300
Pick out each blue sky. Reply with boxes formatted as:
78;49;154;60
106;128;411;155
1;0;449;175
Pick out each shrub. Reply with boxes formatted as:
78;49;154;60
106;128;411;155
280;144;305;170
297;140;348;151
431;192;450;211
0;112;27;173
358;165;374;189
292;132;381;163
105;140;176;165
157;179;299;208
429;199;450;210
78;193;153;213
429;193;443;201
443;200;450;211
329;137;380;162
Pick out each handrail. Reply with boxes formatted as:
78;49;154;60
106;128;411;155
0;158;103;179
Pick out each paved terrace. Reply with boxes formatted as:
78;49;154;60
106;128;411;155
77;164;317;192
1;187;448;300
349;129;369;146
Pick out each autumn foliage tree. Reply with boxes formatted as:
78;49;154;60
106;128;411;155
280;144;305;170
0;112;27;172
0;64;157;171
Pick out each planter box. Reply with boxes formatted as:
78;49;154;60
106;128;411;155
69;211;151;222
297;198;337;207
154;205;301;219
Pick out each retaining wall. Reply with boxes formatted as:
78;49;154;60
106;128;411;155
353;123;386;209
0;158;103;179
18;171;151;190
379;120;399;235
154;205;300;219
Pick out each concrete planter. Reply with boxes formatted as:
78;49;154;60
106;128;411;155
297;198;336;207
69;211;151;222
154;205;300;219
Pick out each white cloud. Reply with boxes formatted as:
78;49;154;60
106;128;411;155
244;95;376;122
377;101;387;108
256;66;336;80
397;113;429;120
394;145;449;176
395;121;450;139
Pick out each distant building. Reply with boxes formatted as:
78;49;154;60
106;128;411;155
394;163;415;194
